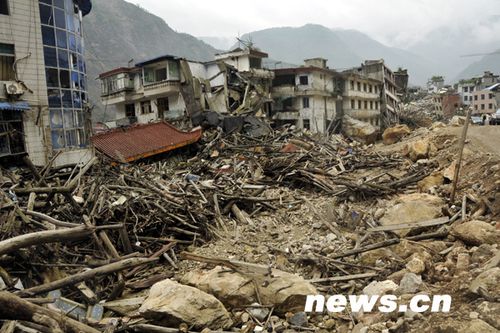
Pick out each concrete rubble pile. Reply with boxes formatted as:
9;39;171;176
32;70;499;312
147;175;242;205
0;121;499;333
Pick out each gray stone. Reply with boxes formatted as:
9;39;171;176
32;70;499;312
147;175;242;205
288;312;308;327
469;267;500;299
477;301;500;329
399;273;423;294
451;220;500;246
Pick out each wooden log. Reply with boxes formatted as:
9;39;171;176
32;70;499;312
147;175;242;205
0;291;100;333
17;257;158;297
13;186;72;195
0;226;93;256
25;210;82;228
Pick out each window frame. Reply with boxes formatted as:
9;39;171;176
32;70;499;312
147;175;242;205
0;0;9;15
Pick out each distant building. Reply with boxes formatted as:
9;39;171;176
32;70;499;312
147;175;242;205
427;76;445;94
457;78;480;106
0;0;93;166
441;92;461;118
472;85;498;115
271;58;342;133
394;68;409;96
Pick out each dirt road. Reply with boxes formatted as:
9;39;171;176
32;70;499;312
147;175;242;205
445;125;500;157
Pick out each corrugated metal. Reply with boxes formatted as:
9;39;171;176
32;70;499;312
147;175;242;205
91;121;202;163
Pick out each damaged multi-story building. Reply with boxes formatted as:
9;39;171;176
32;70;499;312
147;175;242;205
99;47;274;129
271;58;342;133
339;71;383;128
0;0;93;166
342;60;403;128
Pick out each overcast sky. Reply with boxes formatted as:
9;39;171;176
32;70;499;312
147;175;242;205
129;0;500;48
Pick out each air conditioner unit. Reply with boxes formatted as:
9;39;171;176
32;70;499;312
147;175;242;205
4;82;24;96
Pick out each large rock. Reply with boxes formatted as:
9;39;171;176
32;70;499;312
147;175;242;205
451;220;500;246
180;266;257;308
342;116;378;145
469;267;500;299
404;138;437;162
258;269;318;313
182;267;317;314
417;171;444;192
450;116;466;126
138;279;233;329
362;280;398;296
382;125;411;145
478;301;500;329
379;194;444;237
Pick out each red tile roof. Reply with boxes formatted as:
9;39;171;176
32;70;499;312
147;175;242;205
91;121;202;163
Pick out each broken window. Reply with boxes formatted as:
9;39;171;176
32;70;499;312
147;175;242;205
489;103;493;109
125;104;136;118
0;0;8;15
282;98;293;111
481;94;485;100
273;74;295;86
364;101;368;109
0;109;25;157
0;43;15;81
39;3;52;24
299;75;309;85
249;57;262;69
351;99;355;109
302;97;310;108
369;85;373;93
464;96;468;101
350;81;354;90
168;61;180;80
303;119;310;130
463;86;468;93
474;95;478;101
141;101;152;114
357;82;361;91
157;97;169;119
481;104;485;110
358;100;362;109
155;68;167;82
370;101;373;109
363;83;367;92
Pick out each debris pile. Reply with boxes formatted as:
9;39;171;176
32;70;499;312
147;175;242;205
0;123;499;332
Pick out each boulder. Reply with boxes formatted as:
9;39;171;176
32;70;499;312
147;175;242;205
469;267;500;299
382;125;411;145
405;138;437;162
450;116;466;126
138;279;233;329
342;116;378;145
182;267;317;315
180;266;256;308
417;171;444;192
379;194;444;237
477;301;500;329
258;270;318;313
362;280;398;296
451;220;500;246
398;273;422;294
443;160;458;181
465;319;498;333
430;121;446;130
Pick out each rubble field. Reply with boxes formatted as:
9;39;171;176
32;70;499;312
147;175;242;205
0;122;499;333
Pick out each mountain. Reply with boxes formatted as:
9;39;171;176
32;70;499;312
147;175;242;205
198;36;236;51
408;16;500;82
235;24;434;85
83;0;217;121
455;50;500;81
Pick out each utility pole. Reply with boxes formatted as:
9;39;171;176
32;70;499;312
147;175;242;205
450;107;473;203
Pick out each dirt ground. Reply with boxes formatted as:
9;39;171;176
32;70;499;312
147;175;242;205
445;125;500;157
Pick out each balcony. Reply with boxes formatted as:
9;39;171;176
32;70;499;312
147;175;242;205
142;80;181;98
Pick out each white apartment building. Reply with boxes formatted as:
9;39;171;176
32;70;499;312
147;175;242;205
271;58;341;133
0;0;93;166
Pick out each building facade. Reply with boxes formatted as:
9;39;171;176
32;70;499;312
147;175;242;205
0;0;92;166
271;58;341;133
457;78;480;106
472;88;497;115
344;60;402;128
100;56;186;127
427;76;445;94
340;72;383;128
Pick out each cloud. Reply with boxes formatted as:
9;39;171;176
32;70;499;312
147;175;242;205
128;0;500;47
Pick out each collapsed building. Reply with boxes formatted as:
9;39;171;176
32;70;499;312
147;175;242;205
271;58;342;133
342;60;403;129
0;0;93;166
